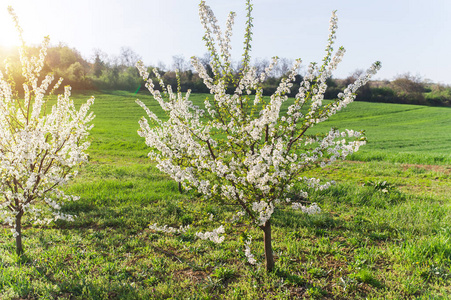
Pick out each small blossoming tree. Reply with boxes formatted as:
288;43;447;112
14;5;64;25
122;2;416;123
137;0;380;271
0;7;95;255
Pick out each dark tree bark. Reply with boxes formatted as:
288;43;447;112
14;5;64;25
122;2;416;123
15;210;24;256
262;220;275;272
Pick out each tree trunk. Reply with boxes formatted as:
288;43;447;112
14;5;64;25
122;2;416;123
15;210;24;256
263;220;275;272
178;182;183;194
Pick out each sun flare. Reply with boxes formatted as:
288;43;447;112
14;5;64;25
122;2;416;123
0;5;48;50
1;6;22;47
0;18;20;48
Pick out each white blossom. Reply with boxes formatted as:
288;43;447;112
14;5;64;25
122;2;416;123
195;225;225;243
230;210;246;222
149;223;190;234
11;229;19;238
244;237;257;265
252;201;275;226
292;202;322;215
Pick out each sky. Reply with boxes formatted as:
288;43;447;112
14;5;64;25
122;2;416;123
1;0;451;84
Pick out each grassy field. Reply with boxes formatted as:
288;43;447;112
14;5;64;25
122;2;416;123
0;91;450;299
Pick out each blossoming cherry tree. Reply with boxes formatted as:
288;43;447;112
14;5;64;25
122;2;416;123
137;0;380;271
0;7;95;255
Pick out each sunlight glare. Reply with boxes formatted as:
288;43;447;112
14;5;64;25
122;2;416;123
0;4;50;49
0;10;20;48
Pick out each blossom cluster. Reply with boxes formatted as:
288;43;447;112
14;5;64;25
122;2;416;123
244;237;257;265
0;7;94;238
149;222;226;244
292;202;322;215
195;225;225;243
252;201;275;226
149;223;190;234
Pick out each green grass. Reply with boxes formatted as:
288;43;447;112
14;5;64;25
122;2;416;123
81;90;451;164
0;91;450;299
310;101;451;164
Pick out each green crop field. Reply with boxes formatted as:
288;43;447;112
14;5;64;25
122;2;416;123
1;91;450;299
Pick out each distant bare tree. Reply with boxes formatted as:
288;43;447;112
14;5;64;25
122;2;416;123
92;48;108;64
273;57;293;77
92;49;108;78
199;53;214;77
157;61;167;72
342;69;371;101
120;47;142;68
343;69;365;86
233;60;243;74
253;58;270;76
391;73;425;94
390;73;426;104
172;55;190;72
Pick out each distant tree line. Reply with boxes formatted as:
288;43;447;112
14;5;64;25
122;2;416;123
0;45;449;106
332;71;451;106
